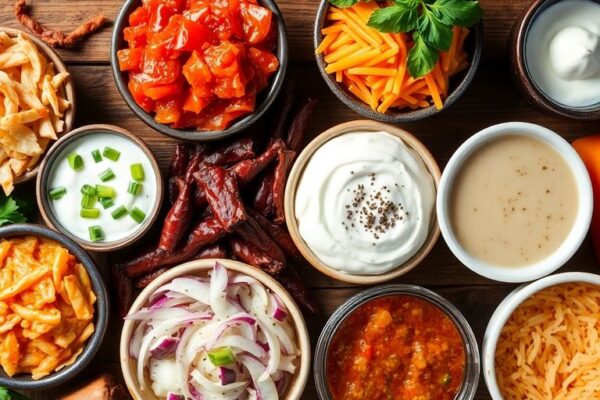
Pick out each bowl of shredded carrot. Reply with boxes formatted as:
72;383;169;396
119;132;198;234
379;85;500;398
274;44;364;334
314;0;483;122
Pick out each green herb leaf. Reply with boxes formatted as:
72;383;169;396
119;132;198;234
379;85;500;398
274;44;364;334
407;32;439;78
0;386;29;400
429;0;483;27
0;196;26;227
417;8;453;51
367;2;419;33
328;0;359;8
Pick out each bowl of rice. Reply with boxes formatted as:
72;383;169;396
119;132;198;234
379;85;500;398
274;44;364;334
483;272;600;399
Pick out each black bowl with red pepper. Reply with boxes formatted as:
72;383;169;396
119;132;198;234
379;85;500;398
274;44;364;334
111;0;288;142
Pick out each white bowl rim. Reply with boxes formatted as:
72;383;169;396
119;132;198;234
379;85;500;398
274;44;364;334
481;271;600;399
437;122;593;283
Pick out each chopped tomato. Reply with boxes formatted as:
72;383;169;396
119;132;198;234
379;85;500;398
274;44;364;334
117;48;143;71
119;0;279;131
239;2;272;44
128;7;149;26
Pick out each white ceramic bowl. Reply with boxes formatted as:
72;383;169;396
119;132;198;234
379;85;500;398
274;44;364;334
482;271;600;399
437;122;593;282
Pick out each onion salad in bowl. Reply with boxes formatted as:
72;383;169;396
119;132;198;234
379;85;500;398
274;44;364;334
126;262;300;399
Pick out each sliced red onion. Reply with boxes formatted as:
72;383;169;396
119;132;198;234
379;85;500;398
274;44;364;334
150;336;180;359
126;307;194;321
209;262;230;318
205;313;257;349
166;392;184;400
157;277;211;305
270;293;288;321
239;355;277;400
275;373;290;396
219;367;236;385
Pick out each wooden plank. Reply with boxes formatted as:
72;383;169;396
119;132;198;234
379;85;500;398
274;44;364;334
0;0;529;64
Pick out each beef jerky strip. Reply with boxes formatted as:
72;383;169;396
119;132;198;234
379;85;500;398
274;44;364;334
133;242;229;289
271;148;296;224
228;235;285;276
167;143;193;204
202;136;255;166
111;265;133;318
271;81;295;140
248;208;304;265
14;0;109;48
230;139;285;185
234;214;286;266
286;97;317;152
125;216;227;277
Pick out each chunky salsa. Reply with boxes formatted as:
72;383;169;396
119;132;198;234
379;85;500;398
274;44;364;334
117;0;279;131
327;295;466;400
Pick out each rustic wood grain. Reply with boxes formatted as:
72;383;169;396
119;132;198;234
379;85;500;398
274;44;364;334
0;0;599;399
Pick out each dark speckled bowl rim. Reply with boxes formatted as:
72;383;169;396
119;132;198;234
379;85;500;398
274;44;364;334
110;0;288;142
313;0;484;123
0;224;108;390
514;0;600;120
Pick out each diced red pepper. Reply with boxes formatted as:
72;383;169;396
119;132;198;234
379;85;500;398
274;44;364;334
117;48;144;71
239;2;272;44
143;81;183;100
155;97;183;124
183;87;213;113
123;25;148;48
129;6;149;27
128;76;155;112
149;3;176;32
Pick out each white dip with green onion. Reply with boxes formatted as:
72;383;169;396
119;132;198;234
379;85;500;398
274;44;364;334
47;132;157;243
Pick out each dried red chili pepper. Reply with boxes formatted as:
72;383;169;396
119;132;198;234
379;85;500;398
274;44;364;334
228;235;285;276
286;97;317;151
248;209;304;265
111;266;133;318
271;148;295;224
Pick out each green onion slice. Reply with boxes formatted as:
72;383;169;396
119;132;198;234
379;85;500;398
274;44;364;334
130;163;145;181
129;207;146;223
92;149;102;163
98;168;115;182
49;187;66;200
208;347;236;366
81;194;97;208
111;206;127;220
67;152;83;171
127;181;142;196
95;185;116;198
88;225;104;242
80;208;100;219
103;147;121;161
80;184;96;196
99;197;114;209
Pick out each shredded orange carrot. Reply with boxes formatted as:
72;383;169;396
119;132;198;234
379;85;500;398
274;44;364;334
317;3;471;112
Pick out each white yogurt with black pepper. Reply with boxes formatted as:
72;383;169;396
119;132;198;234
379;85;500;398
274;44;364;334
294;131;435;275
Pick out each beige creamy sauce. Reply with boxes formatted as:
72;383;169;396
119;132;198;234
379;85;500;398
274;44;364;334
450;135;578;267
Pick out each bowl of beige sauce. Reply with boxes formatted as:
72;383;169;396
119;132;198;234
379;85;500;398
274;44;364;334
437;122;592;282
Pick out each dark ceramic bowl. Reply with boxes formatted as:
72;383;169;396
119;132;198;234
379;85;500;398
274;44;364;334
0;224;108;390
313;0;483;123
510;0;600;120
110;0;288;142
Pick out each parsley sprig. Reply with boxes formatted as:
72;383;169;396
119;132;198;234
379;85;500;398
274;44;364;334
0;194;27;227
328;0;483;78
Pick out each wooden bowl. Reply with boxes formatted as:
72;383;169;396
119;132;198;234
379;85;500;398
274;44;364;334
509;0;600;120
35;124;164;252
313;1;483;123
284;120;441;285
0;224;108;390
110;0;288;142
0;27;76;183
119;258;311;400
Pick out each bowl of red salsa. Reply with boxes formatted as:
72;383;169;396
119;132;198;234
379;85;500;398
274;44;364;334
314;285;480;400
111;0;288;141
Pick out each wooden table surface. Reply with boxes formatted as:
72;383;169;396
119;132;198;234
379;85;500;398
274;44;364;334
1;0;599;399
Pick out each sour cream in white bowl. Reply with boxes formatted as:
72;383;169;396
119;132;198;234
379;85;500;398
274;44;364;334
284;120;440;285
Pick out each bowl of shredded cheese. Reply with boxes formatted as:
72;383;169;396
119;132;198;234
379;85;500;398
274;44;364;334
483;272;600;400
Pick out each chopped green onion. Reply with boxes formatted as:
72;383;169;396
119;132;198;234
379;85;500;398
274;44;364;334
95;185;116;198
130;163;145;181
80;184;96;196
127;181;142;196
208;347;236;366
88;226;104;242
80;208;100;219
98;168;115;182
99;197;114;209
67;152;83;171
91;149;102;163
81;194;96;208
49;187;66;200
129;207;146;223
111;205;128;219
103;147;121;161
